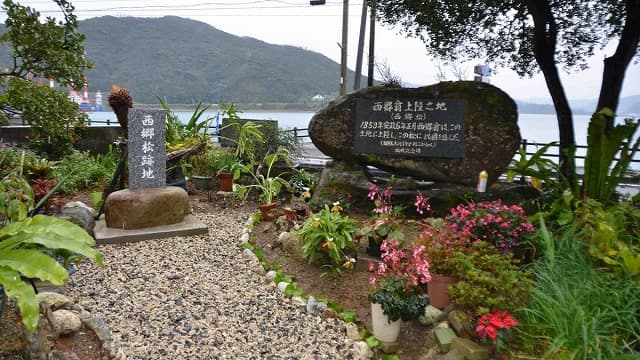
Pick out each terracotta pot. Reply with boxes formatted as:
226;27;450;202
258;202;279;221
427;273;457;309
217;173;233;192
371;302;402;343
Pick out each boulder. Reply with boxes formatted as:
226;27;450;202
104;186;191;230
309;81;520;186
57;201;96;237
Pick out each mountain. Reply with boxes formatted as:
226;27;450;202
0;16;365;104
518;96;640;115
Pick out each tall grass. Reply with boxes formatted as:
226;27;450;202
518;220;640;359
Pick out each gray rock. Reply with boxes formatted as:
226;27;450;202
36;292;72;309
353;341;374;360
264;270;277;283
309;81;520;186
278;231;306;262
242;248;256;260
239;233;250;243
291;296;307;308
306;296;327;315
277;282;290;292
419;305;445;326
51;310;82;335
345;322;360;341
58;201;96;237
47;350;80;360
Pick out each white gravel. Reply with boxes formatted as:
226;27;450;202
66;207;357;359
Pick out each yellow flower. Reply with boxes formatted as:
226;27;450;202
302;187;312;199
343;257;356;269
331;201;343;213
312;217;321;229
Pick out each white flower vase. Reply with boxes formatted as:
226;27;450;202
371;302;402;343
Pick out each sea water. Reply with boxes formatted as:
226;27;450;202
88;111;639;170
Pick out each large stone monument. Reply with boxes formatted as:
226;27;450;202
96;109;207;243
310;81;520;187
308;81;525;214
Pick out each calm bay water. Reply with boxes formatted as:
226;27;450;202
89;111;595;143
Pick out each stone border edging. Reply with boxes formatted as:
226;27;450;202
239;213;375;360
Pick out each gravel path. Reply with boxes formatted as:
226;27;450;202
66;205;357;359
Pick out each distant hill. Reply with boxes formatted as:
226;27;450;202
1;16;365;105
517;96;640;116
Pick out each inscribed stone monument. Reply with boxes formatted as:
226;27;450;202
127;109;167;190
309;81;521;186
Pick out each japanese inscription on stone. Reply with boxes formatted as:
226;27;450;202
355;99;466;158
128;109;167;191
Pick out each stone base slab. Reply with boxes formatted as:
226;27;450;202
94;214;208;245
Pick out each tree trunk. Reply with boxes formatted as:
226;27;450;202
527;0;576;185
596;0;640;133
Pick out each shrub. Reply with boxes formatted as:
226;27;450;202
54;151;117;194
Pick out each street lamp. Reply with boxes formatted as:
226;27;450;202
311;0;348;96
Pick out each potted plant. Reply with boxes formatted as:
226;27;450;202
235;147;291;220
415;217;473;308
215;152;244;192
368;239;431;343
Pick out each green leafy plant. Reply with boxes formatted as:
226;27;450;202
214;152;245;181
295;204;358;274
53;151;117;194
448;241;532;315
159;96;214;150
0;215;103;333
574;198;640;282
506;142;569;194
235;147;292;205
582;108;640;203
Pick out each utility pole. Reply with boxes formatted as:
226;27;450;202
354;1;367;91
367;0;376;87
339;0;348;96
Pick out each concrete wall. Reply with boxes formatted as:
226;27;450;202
0;126;124;154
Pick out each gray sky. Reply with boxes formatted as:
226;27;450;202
4;0;640;101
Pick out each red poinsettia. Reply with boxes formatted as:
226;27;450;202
476;310;519;340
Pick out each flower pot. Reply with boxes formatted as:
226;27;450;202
258;202;279;221
371;302;402;343
192;175;213;190
366;237;382;257
217;173;233;192
427;273;457;309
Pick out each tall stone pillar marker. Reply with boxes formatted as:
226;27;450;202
96;109;208;244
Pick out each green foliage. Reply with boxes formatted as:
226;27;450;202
214;151;244;180
369;277;429;322
159;96;213;149
573;199;640;283
582;109;640;203
0;78;88;159
295;204;358;272
506;142;570;195
236;147;291;204
0;0;92;87
53;151;117;194
0;215;103;333
448;242;532;314
519;222;640;359
0;169;34;225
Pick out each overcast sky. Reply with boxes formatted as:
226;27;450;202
4;0;640;101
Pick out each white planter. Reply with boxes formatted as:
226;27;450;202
371;302;402;343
